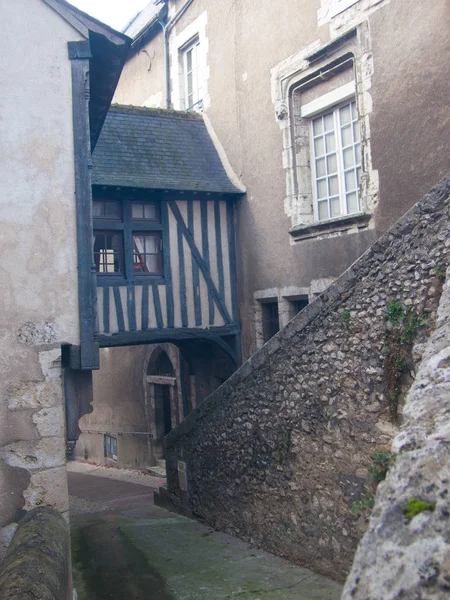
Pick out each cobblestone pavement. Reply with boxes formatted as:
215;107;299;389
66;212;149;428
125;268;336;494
68;461;342;600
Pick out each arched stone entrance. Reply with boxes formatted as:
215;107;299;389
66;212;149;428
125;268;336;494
145;346;179;460
69;336;238;469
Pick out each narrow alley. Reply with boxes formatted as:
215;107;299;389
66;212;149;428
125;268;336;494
68;462;342;600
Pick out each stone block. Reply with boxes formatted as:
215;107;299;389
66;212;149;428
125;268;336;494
17;322;58;346
23;467;69;512
0;437;66;470
38;348;62;380
7;380;62;411
32;405;65;438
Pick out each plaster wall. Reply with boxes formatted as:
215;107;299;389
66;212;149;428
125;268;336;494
114;31;166;107
75;344;181;469
0;0;84;560
114;0;450;360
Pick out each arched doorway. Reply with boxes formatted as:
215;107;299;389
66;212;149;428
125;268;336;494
146;347;178;459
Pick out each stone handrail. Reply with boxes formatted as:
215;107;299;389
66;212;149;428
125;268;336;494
0;507;70;600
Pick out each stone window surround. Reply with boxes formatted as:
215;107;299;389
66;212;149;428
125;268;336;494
318;0;391;37
254;286;313;349
180;36;203;110
170;11;209;112
271;24;379;244
328;0;360;20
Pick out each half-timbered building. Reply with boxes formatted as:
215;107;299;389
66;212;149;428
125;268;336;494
73;104;243;468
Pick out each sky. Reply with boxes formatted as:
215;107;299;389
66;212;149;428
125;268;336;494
70;0;151;31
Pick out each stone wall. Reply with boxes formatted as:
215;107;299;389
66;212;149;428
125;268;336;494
343;264;450;598
164;176;450;581
0;507;70;600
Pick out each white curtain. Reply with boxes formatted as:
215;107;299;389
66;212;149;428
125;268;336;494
133;235;158;273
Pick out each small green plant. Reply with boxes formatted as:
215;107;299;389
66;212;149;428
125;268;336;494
351;492;375;513
433;265;446;281
403;498;435;519
341;310;351;329
385;299;405;325
368;449;396;483
351;449;395;513
383;300;428;418
400;308;428;344
391;354;407;372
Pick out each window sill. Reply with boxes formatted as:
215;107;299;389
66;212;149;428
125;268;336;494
289;212;371;241
96;276;166;287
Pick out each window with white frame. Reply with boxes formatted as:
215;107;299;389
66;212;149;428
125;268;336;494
311;100;361;221
182;37;203;111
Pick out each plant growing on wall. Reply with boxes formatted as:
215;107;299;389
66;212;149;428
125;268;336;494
341;310;351;330
351;448;396;513
383;300;428;419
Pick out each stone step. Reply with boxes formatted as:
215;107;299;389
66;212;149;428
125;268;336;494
147;460;166;478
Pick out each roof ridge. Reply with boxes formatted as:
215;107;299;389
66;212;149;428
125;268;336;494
109;104;203;121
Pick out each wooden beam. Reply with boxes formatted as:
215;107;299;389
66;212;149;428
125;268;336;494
69;41;99;370
141;284;149;330
113;287;125;332
127;285;136;331
214;199;225;302
146;376;176;386
227;202;238;322
161;200;174;327
102;287;110;334
201;200;214;324
177;221;188;327
188;200;202;326
96;323;240;348
152;284;163;329
168;200;232;324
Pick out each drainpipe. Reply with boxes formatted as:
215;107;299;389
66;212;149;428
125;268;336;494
156;0;196;109
156;18;171;109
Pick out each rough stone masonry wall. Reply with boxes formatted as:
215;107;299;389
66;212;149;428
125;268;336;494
343;264;450;598
165;175;450;582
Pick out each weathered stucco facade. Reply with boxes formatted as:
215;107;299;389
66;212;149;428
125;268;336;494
114;0;450;360
75;344;184;469
0;0;129;566
0;0;83;558
161;176;450;581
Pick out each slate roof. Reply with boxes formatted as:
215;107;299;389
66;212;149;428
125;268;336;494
123;1;160;38
92;106;242;195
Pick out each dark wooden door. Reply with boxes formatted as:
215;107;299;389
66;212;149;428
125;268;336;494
154;384;172;458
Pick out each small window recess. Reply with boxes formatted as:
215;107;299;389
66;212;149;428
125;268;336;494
287;297;309;320
261;301;280;343
104;434;117;460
